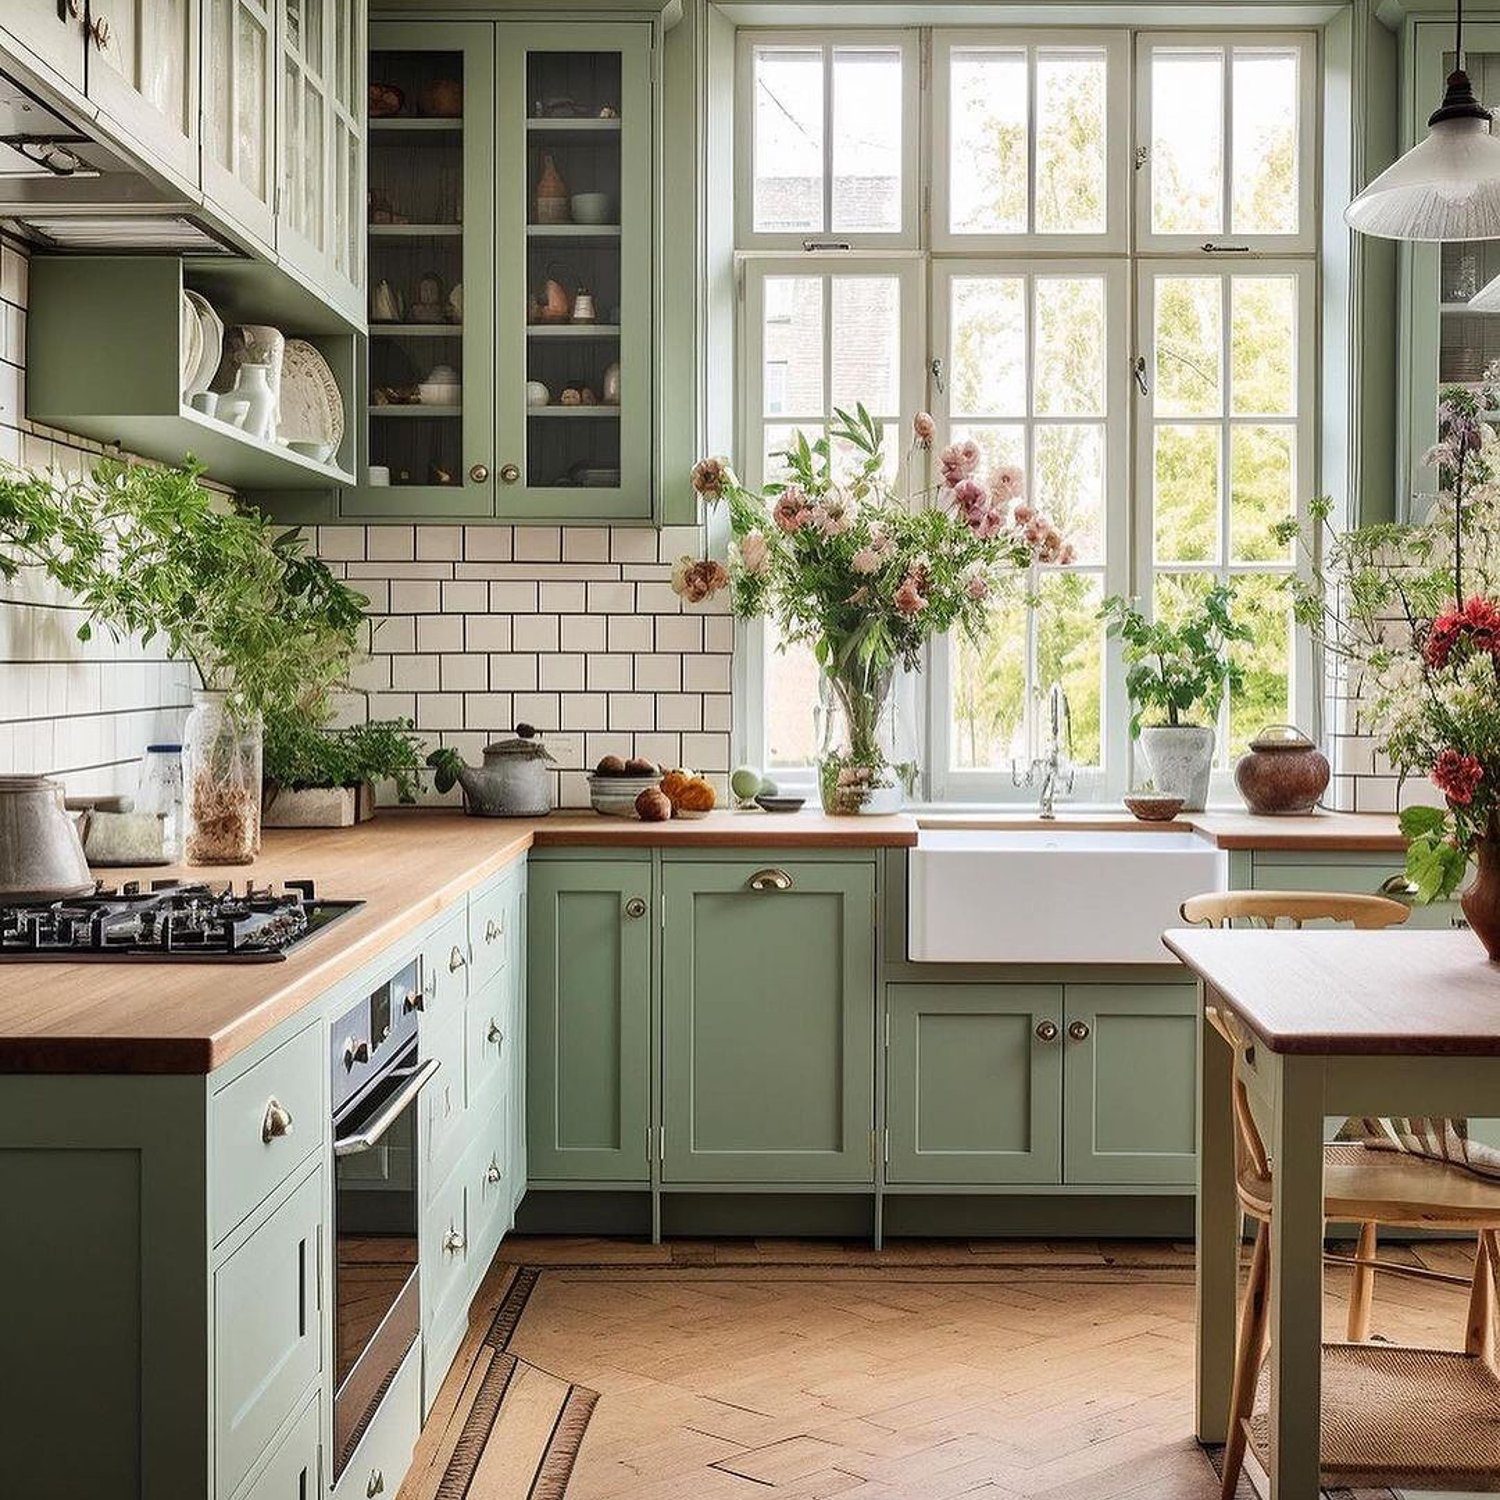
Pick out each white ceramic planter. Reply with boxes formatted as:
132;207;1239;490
1139;725;1216;812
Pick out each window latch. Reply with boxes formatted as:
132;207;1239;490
930;356;945;395
1132;356;1149;397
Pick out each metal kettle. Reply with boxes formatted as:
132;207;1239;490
0;774;95;901
428;724;556;817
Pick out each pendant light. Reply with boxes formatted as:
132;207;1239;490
1346;0;1500;240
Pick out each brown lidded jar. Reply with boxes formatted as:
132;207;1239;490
1234;724;1330;815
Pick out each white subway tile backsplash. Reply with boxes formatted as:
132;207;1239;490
391;580;442;615
634;654;681;692
367;525;417;561
441;654;489;692
416;614;464;654
512;614;560;653
463;526;513;562
606;615;653;653
561;615;608;653
416;525;463;561
539;654;585;692
539;580;586;614
586;654;634;692
608;693;656;731
514;526;562;562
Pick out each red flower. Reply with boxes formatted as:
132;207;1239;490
1432;748;1485;807
1424;596;1500;669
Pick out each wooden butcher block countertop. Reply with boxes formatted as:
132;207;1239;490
0;808;918;1075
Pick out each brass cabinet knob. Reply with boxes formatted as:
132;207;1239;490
624;897;647;919
487;1019;504;1047
1068;1020;1091;1042
499;463;520;483
486;1159;502;1185
1034;1020;1059;1043
449;944;466;973
443;1227;465;1254
261;1098;292;1143
468;464;489;483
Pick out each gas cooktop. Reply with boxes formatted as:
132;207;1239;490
0;880;363;962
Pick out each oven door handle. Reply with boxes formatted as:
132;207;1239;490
333;1058;441;1156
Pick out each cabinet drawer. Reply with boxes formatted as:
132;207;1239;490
215;1168;323;1498
470;868;520;991
422;908;471;1017
1250;854;1463;931
212;1022;322;1244
471;1089;515;1268
421;1156;471;1387
421;909;470;1193
467;967;519;1119
235;1394;320;1500
331;1342;419;1500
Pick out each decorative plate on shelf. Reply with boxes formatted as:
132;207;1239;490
277;339;344;451
178;290;202;398
182;290;223;399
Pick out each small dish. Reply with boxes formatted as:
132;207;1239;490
755;794;806;814
1123;792;1185;823
570;192;613;225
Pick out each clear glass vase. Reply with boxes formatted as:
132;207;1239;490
815;661;915;815
182;690;262;865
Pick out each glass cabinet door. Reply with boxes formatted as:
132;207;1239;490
1408;21;1500;501
280;0;329;280
85;0;199;183
353;21;495;514
202;0;275;247
326;0;365;320
496;23;653;520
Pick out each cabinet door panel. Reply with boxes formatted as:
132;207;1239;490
662;861;875;1183
887;984;1063;1185
86;0;199;182
1063;984;1198;1186
1251;854;1463;931
526;860;651;1181
202;0;275;247
3;1;88;91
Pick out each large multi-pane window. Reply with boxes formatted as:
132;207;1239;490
736;27;1318;798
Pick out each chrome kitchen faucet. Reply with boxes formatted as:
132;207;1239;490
1012;682;1075;819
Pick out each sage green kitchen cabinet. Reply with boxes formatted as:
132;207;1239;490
201;0;276;250
87;0;201;184
885;984;1063;1186
1248;849;1464;931
660;860;876;1184
1062;984;1198;1187
2;0;88;91
526;858;651;1183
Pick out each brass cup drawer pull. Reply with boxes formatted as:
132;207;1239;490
1034;1020;1059;1043
1068;1020;1092;1042
1379;873;1418;899
261;1098;293;1144
449;944;467;973
748;868;793;892
624;897;647;919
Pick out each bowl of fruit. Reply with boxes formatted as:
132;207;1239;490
587;755;664;816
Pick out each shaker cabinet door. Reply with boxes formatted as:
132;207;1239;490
201;0;276;248
526;859;652;1182
3;0;89;91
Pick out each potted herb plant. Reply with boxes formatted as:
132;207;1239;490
263;712;425;827
1100;584;1251;811
0;459;366;863
679;408;1072;813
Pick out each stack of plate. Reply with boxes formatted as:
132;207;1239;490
179;289;224;403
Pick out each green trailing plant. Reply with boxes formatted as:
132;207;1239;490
0;457;367;721
1099;584;1252;736
264;712;425;802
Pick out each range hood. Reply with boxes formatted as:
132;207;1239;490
0;67;231;252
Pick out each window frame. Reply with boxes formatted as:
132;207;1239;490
734;28;923;252
1133;257;1319;778
931;28;1132;255
1134;30;1320;255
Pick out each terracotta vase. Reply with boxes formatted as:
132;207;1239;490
534;153;570;224
1462;831;1500;962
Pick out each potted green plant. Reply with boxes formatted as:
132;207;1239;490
0;459;366;862
1100;584;1251;811
263;713;425;827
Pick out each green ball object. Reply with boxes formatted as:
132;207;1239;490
731;765;763;799
758;776;779;797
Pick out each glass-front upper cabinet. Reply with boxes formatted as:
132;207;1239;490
354;21;495;515
1406;21;1500;501
498;24;653;520
202;0;275;248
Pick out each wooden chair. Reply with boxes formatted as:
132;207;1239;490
1180;889;1500;1499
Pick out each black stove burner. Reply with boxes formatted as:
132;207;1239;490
0;879;363;962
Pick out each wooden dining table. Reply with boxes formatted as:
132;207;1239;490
1163;926;1500;1500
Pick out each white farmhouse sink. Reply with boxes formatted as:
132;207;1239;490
908;827;1227;964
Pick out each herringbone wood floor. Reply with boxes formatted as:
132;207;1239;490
402;1236;1474;1500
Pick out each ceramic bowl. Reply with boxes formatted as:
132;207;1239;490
755;794;806;814
1123;792;1185;823
288;438;336;462
418;382;462;406
570;192;613;225
588;773;663;817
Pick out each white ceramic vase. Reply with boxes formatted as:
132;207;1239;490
1138;725;1216;812
232;363;277;440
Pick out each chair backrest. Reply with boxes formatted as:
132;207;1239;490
1179;888;1411;1198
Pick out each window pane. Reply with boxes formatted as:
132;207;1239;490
950;576;1029;769
1153;570;1212;631
950;276;1026;416
831;422;900;486
1228;573;1292;757
1231;276;1296;416
1035;50;1107;235
763;277;823;417
1232;49;1299;235
1154;277;1222;418
1230;424;1295;563
763;423;809;485
1151;49;1223;234
950;423;1026;476
832;47;902;233
1154;425;1220;563
949;48;1028;234
1035;277;1105;417
1035;425;1105;564
1037;571;1104;767
754;47;824;233
766;627;820;767
832;276;901;414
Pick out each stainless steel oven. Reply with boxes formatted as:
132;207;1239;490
330;958;439;1479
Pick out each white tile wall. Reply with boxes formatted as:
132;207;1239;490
318;522;734;808
0;236;193;798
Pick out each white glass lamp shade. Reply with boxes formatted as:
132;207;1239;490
1347;115;1500;241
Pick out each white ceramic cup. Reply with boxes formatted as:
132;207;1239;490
367;465;391;486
